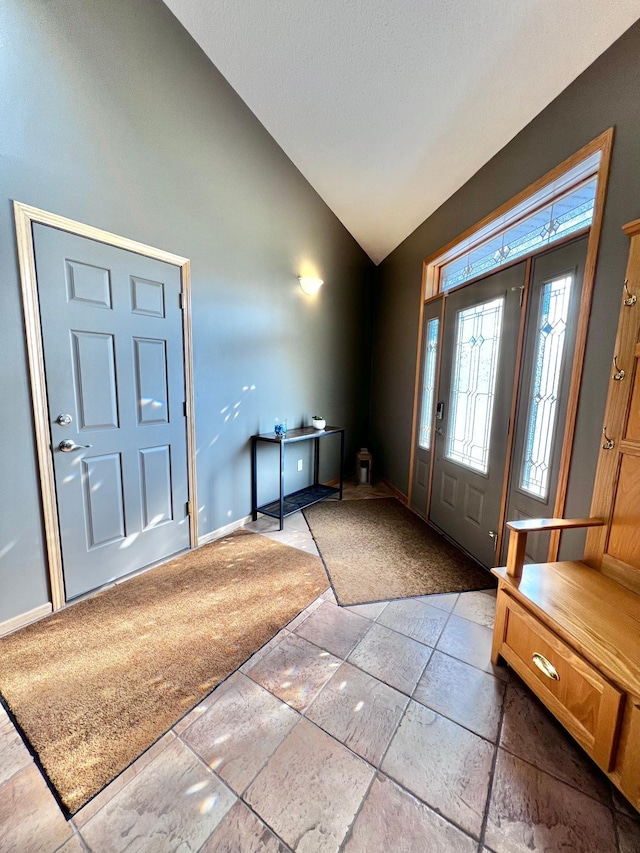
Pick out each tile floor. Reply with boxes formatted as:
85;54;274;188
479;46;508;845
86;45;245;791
1;490;639;853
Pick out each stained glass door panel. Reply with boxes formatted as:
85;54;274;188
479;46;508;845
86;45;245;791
429;263;525;568
410;299;442;517
500;237;587;565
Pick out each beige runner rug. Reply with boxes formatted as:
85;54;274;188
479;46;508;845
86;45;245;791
0;530;327;814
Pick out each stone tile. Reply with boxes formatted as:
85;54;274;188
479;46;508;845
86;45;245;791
296;539;320;557
273;530;317;554
381;700;494;837
246;512;318;555
377;599;448;646
346;601;388;620
321;588;338;605
347;622;432;695
245;512;307;535
437;613;507;679
0;763;72;853
239;629;291;674
282;511;313;533
617;812;640;853
81;738;235;853
294;601;371;658
306;662;408;765
343;774;477;853
200;800;288;852
245;632;341;712
245;718;373;853
485;749;617;853
57;834;88;853
74;733;177;827
415;592;459;612
500;679;611;803
181;672;298;794
413;650;505;741
286;599;324;632
452;590;496;628
0;709;32;786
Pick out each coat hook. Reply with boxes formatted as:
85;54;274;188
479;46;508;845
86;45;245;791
612;356;625;381
623;280;637;306
602;427;615;450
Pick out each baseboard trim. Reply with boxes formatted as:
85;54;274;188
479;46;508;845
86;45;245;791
382;478;408;504
0;602;52;637
198;514;253;547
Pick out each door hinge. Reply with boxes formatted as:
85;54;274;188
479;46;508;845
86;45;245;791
511;284;525;307
186;501;193;516
179;292;185;309
183;401;187;417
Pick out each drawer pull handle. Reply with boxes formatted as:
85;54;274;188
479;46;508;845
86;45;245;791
532;653;559;681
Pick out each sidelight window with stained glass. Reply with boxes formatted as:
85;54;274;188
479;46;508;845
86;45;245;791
446;298;503;474
520;274;573;499
440;178;596;292
418;317;439;449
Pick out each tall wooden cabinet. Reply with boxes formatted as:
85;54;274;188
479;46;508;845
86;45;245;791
491;217;640;811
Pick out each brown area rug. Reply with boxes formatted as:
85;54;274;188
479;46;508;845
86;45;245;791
304;497;494;606
0;530;327;814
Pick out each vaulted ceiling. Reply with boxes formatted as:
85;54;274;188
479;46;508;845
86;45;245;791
163;1;640;263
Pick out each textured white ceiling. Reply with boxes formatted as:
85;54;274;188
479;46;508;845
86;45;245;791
164;0;640;264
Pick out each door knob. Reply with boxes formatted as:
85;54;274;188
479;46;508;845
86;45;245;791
56;413;73;426
435;427;444;436
58;440;92;452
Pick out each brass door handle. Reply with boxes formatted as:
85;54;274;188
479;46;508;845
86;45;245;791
532;652;559;681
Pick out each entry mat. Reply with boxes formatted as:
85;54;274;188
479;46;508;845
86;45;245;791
304;497;495;606
0;530;328;814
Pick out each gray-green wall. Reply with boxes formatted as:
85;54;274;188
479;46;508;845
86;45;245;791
370;21;640;559
0;0;374;621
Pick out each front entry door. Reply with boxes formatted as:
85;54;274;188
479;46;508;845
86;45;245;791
429;263;525;567
34;224;191;599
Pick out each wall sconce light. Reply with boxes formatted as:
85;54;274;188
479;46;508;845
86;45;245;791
298;276;324;295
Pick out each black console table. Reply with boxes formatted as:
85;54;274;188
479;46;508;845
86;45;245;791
251;426;344;530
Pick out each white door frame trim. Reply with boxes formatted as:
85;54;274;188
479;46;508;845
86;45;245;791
14;201;198;610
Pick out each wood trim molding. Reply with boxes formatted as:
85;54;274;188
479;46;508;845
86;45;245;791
13;201;198;609
14;203;189;265
14;204;66;611
180;260;199;548
549;127;615;559
623;218;640;238
198;514;252;547
381;478;408;504
422;128;614;287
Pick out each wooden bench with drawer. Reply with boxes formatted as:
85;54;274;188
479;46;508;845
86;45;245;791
492;545;640;806
491;217;640;811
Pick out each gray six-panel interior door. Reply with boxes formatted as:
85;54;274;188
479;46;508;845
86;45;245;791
429;263;525;568
34;224;190;599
